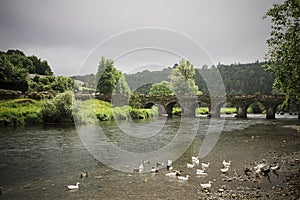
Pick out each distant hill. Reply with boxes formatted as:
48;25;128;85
73;61;275;95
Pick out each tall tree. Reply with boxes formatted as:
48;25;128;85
169;59;200;96
96;57;122;96
149;81;172;95
264;0;300;117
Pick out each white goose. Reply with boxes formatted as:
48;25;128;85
196;171;207;176
201;162;210;169
221;167;229;173
270;163;280;171
192;156;199;160
133;163;144;173
222;160;231;168
166;170;182;177
196;169;205;173
187;163;195;168
192;159;199;165
67;182;80;190
200;181;212;189
177;175;189;181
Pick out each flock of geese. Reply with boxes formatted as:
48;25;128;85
67;157;280;191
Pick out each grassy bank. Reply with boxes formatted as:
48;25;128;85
0;99;43;125
0;98;158;126
74;99;158;123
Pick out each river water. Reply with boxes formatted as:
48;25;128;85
0;114;299;199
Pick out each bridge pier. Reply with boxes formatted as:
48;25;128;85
235;104;247;118
266;107;276;119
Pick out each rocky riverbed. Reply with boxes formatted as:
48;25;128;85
197;151;300;200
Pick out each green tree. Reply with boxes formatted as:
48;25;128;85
264;0;300;117
41;91;74;123
28;55;53;75
96;57;122;96
51;76;74;93
113;75;131;96
149;81;172;95
129;92;141;109
0;55;28;92
169;59;200;96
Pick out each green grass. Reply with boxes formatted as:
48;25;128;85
0;98;158;126
0;98;43;125
172;107;237;115
73;99;158;123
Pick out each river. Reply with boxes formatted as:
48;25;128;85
0;114;299;199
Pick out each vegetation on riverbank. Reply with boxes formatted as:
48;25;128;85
0;92;158;126
0;98;43;125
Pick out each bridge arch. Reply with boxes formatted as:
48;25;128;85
165;101;180;116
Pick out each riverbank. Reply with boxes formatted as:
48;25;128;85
0;98;158;126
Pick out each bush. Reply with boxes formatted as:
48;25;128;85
41;91;74;123
0;89;22;99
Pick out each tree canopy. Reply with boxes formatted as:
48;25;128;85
96;57;130;96
264;0;300;114
0;49;74;93
169;59;200;96
149;81;172;96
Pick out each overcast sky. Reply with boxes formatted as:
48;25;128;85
0;0;283;76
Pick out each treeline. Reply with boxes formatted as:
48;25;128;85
124;61;275;95
0;49;75;94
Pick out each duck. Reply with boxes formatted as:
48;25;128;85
165;170;182;177
177;175;189;181
192;159;199;165
270;162;280;171
192;156;199;161
167;160;173;170
67;182;80;190
151;166;159;173
196;169;206;173
222;160;231;168
80;171;88;178
201;162;210;169
187;163;195;168
221;167;229;173
142;160;150;164
200;181;212;189
196;171;207;176
133;163;144;173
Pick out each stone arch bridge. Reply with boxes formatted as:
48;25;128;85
138;94;285;119
97;94;285;119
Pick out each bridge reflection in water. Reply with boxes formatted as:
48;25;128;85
94;94;285;119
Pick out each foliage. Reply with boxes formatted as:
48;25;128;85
113;75;131;96
72;74;97;88
96;57;122;96
264;0;300;113
41;91;74;123
149;81;172;95
124;68;172;93
169;59;200;96
129;92;141;109
0;49;55;92
28;75;74;94
27;55;53;75
0;98;42;125
124;61;275;95
0;55;29;92
74;99;157;123
0;89;22;99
